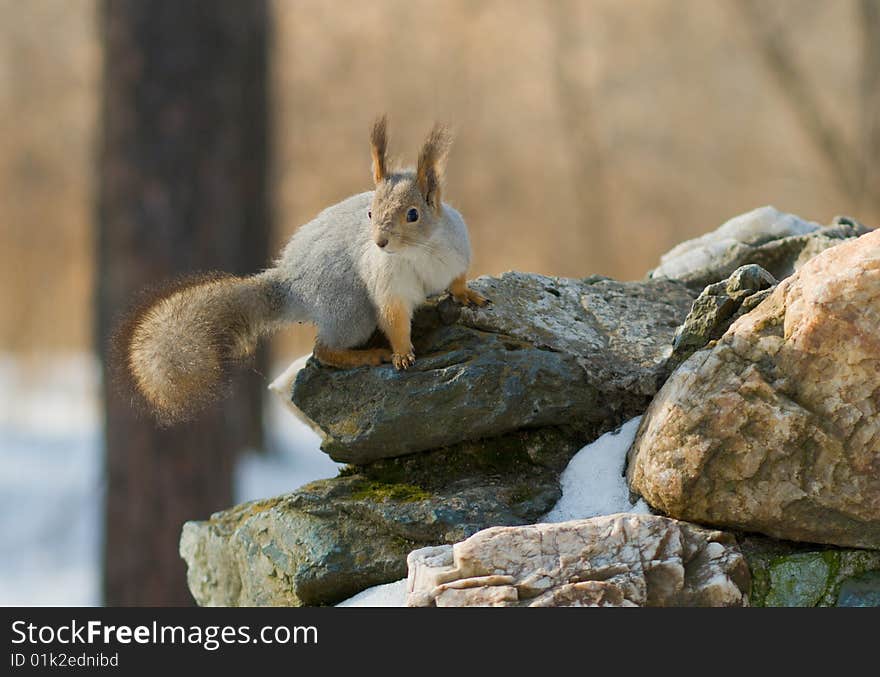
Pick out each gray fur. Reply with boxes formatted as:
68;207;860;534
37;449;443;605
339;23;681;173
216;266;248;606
268;190;471;349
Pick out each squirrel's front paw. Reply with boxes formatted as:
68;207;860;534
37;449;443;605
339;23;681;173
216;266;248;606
392;350;415;370
453;286;489;308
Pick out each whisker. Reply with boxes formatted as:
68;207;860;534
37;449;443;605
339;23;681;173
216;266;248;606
400;237;449;265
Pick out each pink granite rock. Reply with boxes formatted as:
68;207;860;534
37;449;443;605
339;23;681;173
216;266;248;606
628;229;880;549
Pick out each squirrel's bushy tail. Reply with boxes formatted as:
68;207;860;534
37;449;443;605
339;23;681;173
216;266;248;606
117;271;288;425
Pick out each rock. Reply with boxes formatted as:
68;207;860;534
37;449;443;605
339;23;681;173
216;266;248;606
628;228;880;549
649;206;870;289
289;272;696;464
405;514;750;607
669;264;777;370
337;532;880;607
740;536;880;607
836;572;880;607
180;427;581;606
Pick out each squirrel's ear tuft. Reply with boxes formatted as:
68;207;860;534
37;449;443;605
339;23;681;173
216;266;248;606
370;115;388;185
417;122;453;212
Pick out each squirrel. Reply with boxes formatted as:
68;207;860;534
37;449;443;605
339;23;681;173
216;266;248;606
121;115;488;425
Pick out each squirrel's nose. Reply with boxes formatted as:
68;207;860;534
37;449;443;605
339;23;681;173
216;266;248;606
376;237;389;249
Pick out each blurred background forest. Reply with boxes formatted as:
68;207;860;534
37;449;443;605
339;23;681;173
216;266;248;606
3;0;878;358
0;0;877;605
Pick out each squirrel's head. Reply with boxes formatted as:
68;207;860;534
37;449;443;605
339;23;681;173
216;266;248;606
367;115;453;254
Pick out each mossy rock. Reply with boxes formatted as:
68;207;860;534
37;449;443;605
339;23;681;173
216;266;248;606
181;426;582;606
740;536;880;607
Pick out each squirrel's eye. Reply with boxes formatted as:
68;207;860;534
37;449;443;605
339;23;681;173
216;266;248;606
368;210;372;219
406;208;419;223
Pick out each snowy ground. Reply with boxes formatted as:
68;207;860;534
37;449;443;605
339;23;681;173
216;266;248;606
0;354;103;606
0;353;335;606
337;418;649;607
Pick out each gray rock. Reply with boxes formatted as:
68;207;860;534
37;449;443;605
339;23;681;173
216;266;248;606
649;206;870;289
290;272;696;464
404;514;750;607
180;427;582;606
669;264;777;370
836;572;880;607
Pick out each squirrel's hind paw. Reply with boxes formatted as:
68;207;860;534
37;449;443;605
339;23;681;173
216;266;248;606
453;286;489;308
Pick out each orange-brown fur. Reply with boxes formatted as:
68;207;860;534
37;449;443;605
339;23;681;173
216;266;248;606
313;344;392;368
449;273;489;307
377;297;415;369
416;123;452;214
370;115;388;184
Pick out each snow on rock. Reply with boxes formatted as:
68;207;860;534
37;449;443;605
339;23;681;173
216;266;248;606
651;206;821;283
266;353;328;441
335;579;408;607
542;416;649;523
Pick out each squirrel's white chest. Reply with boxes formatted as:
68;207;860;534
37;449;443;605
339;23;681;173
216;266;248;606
366;243;466;311
398;251;463;305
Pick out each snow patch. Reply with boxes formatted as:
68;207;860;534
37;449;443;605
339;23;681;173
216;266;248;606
335;579;408;607
543;416;649;522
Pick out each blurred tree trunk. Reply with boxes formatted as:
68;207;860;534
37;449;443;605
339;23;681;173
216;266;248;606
96;0;271;605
